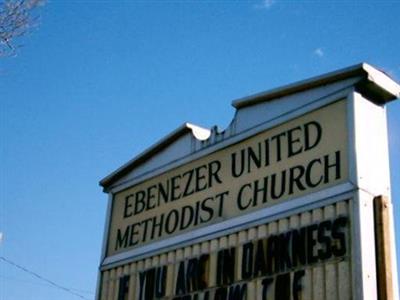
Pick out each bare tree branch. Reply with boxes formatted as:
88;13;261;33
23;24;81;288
0;0;45;57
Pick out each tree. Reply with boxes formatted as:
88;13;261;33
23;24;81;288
0;0;44;57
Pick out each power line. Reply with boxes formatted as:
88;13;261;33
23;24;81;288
0;274;94;294
0;256;92;300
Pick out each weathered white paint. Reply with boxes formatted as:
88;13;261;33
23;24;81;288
353;92;391;195
350;90;399;299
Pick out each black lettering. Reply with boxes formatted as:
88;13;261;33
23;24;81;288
200;197;214;223
215;287;227;300
275;273;291;300
129;223;141;247
332;216;348;257
140;218;152;242
317;220;332;260
203;291;210;300
216;191;229;217
187;258;199;293
138;272;146;300
115;226;129;250
231;150;245;178
209;160;223;186
293;270;305;300
306;224;318;264
278;231;292;271
176;262;186;295
247;144;262;173
287;126;303;157
271;132;286;162
155;266;167;297
292;228;306;268
198;254;209;290
241;242;253;280
305;158;323;188
271;171;286;200
182;169;195;197
117;275;130;300
266;235;279;274
288;165;306;194
151;214;164;240
180;205;194;230
171;175;181;201
195;165;208;192
254;239;267;277
228;283;247;300
261;278;273;300
264;139;271;167
165;209;179;234
134;191;146;215
237;183;252;210
216;251;224;286
253;176;269;205
158;181;170;205
223;248;236;285
123;195;134;218
217;248;235;285
194;200;201;226
144;268;155;300
324;151;341;183
146;185;157;210
304;121;322;151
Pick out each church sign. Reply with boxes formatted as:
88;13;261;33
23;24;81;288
96;63;399;300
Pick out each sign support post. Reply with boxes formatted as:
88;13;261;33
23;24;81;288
374;195;394;300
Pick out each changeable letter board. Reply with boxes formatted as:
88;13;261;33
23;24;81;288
100;200;351;300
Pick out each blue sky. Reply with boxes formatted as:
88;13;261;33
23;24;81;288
1;1;399;299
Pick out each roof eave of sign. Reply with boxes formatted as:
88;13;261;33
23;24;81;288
99;62;400;191
232;62;400;109
99;123;210;191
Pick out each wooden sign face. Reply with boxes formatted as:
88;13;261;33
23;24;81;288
107;100;348;257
